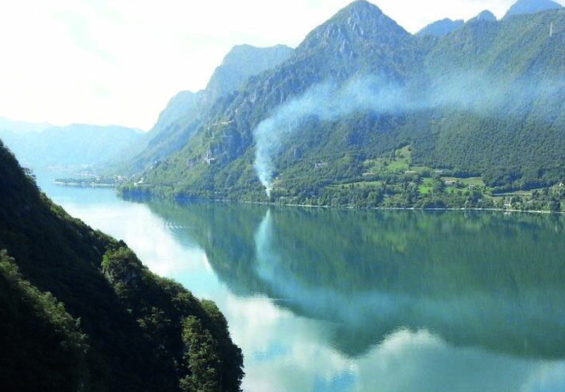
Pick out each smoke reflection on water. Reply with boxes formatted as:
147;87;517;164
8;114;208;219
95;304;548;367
41;180;565;392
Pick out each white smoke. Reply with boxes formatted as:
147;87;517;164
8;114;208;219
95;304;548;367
253;76;410;196
252;73;564;196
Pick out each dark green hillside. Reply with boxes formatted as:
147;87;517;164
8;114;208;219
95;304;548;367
415;10;565;183
0;140;243;391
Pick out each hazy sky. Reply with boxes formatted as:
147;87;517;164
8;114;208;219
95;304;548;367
0;0;562;130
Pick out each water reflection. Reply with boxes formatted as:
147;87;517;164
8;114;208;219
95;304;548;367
147;202;565;362
44;179;565;391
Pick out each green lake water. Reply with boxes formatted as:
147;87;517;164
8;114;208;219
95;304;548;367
37;172;565;392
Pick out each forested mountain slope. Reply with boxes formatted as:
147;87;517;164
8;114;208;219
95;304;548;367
0;140;243;391
120;1;565;211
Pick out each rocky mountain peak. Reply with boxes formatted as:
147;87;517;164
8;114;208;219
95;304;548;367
337;0;384;21
504;0;563;19
468;10;497;24
296;0;409;56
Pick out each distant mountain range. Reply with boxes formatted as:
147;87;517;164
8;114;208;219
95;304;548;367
0;117;53;134
0;123;143;170
417;0;560;37
115;0;564;211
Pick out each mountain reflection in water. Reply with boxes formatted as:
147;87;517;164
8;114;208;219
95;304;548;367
49;180;565;391
147;203;565;360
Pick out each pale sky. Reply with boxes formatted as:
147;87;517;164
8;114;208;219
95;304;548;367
0;0;562;130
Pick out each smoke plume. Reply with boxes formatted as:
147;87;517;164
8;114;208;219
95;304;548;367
253;76;410;196
252;73;564;196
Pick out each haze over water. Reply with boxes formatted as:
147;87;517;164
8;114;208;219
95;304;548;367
37;172;565;392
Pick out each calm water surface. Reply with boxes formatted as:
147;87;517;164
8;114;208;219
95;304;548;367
37;172;565;392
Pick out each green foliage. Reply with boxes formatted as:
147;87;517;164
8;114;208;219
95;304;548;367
100;247;244;392
0;250;89;392
180;316;221;392
0;140;244;391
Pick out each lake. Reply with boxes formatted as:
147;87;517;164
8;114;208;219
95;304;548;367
37;172;565;392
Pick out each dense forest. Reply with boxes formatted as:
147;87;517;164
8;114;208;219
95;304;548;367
0;140;244;391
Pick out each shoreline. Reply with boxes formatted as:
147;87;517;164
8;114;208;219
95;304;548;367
242;202;563;215
118;187;565;215
168;195;565;216
54;180;117;188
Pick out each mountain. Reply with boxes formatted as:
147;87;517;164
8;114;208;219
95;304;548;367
0;140;243;391
291;0;411;81
153;90;200;133
108;91;202;172
120;0;410;190
0;116;52;134
119;1;565;211
116;0;410;177
503;0;563;19
116;44;293;173
0;123;143;170
417;18;464;37
468;10;497;24
204;44;294;106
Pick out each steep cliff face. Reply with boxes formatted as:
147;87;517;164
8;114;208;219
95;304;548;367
204;44;294;106
0;140;244;391
118;44;293;173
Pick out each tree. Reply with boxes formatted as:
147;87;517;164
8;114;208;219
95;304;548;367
181;316;222;392
432;178;445;194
